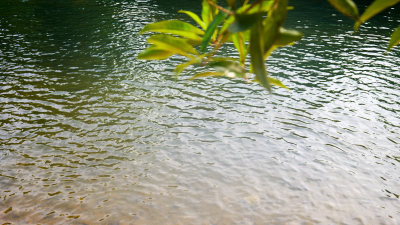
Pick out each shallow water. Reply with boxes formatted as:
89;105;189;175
0;0;399;224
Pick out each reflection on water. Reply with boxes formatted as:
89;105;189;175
1;0;399;224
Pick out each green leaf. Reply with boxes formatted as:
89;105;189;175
388;25;400;51
232;32;247;65
274;27;303;46
250;16;271;92
209;60;246;78
140;20;204;42
147;34;199;57
229;13;263;33
174;54;206;75
226;0;236;9
200;11;227;53
190;71;225;80
355;0;400;30
236;1;273;14
178;10;206;30
268;77;289;89
202;0;213;28
327;0;359;21
137;46;175;60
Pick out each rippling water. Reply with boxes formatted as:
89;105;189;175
1;0;399;224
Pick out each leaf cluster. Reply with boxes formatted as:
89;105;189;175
138;0;399;92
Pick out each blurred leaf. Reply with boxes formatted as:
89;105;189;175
227;0;236;9
174;54;206;74
262;0;288;54
190;71;225;80
236;1;272;14
274;27;303;46
209;60;246;78
232;32;247;65
250;17;271;92
388;25;400;50
202;0;213;28
327;0;359;21
355;0;400;30
200;11;227;52
137;46;175;60
178;10;206;30
268;77;289;89
148;34;199;57
229;13;263;33
140;20;204;42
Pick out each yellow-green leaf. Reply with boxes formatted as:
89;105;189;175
147;34;199;57
174;54;206;75
274;27;303;46
388;25;400;51
137;46;175;60
140;20;204;42
190;71;225;80
178;10;206;30
355;0;400;30
327;0;359;21
268;77;289;89
209;60;246;78
202;0;213;28
232;33;247;65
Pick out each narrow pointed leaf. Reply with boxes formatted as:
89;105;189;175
140;20;204;42
200;11;227;52
190;71;225;80
178;10;206;30
232;33;247;65
229;13;263;33
202;0;212;28
388;25;400;50
355;0;400;30
327;0;359;21
137;46;175;60
148;34;199;57
274;27;303;46
250;17;271;92
174;54;206;75
268;77;289;89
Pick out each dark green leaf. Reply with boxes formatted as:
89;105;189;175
229;13;263;33
200;11;227;53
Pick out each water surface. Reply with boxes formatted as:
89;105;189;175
0;0;399;224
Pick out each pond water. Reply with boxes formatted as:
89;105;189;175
0;0;399;224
